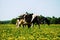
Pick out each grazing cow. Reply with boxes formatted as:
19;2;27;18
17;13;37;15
23;12;50;28
16;18;26;28
23;13;41;28
16;18;31;28
41;17;50;25
16;18;22;28
16;12;35;28
16;12;50;28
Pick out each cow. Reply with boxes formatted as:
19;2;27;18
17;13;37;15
23;13;41;28
40;17;50;25
16;18;29;28
23;12;50;28
16;14;32;28
16;12;50;28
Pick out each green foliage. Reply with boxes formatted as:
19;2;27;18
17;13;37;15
46;16;60;24
10;18;16;24
0;24;60;40
0;20;10;24
57;17;60;24
0;15;60;24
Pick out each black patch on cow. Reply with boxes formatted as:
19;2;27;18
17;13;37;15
24;14;33;23
32;16;41;24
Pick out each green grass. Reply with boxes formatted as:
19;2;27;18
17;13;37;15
0;24;60;40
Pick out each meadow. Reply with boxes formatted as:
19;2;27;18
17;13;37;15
0;24;60;40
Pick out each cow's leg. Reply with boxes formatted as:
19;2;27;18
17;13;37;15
19;24;21;27
38;24;40;29
16;19;20;28
28;24;31;28
23;24;25;28
36;22;40;29
31;23;33;28
16;23;19;28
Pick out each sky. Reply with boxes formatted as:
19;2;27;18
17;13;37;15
0;0;60;20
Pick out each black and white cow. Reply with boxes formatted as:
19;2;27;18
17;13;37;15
16;13;32;28
23;13;41;28
16;12;50;28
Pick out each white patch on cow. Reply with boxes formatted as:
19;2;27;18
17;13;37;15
31;14;37;22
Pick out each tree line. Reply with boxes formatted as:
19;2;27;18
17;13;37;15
0;15;60;24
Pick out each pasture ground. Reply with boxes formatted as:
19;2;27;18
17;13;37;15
0;24;60;40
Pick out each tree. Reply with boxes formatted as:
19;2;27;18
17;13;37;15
57;17;60;24
10;18;17;24
0;20;10;24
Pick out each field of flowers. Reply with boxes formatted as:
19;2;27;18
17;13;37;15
0;24;60;40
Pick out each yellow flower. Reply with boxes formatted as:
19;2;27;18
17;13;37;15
29;35;34;39
8;37;14;40
18;36;25;40
40;38;48;40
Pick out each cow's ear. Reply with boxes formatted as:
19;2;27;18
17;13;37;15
26;12;29;14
